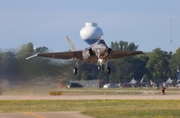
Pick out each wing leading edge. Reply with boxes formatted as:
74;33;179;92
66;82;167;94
110;50;143;59
26;51;83;60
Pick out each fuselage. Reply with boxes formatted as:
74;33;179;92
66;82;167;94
82;39;110;64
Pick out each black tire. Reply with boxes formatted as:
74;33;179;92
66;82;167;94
73;67;78;75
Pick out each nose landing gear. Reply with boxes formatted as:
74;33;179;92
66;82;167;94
97;58;111;74
98;65;111;74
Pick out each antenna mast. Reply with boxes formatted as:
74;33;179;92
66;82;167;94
170;19;173;51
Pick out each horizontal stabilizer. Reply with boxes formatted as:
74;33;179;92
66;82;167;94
26;54;38;60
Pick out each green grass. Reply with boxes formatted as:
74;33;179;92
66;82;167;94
0;100;180;118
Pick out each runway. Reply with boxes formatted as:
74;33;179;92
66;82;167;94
0;94;180;100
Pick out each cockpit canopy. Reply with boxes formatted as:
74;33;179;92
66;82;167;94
97;39;106;45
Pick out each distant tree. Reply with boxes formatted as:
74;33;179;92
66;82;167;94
109;40;142;82
111;41;119;50
109;54;147;83
35;47;49;53
170;48;180;68
17;42;34;58
169;48;180;79
76;62;98;80
111;41;138;51
146;48;172;82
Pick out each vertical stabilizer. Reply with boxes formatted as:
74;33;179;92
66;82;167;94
66;36;77;51
140;78;144;83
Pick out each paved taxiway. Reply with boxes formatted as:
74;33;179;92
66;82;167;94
0;112;92;118
0;94;180;100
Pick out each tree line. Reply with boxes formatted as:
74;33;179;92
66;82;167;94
0;41;180;84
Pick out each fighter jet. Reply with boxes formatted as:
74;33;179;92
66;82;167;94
139;78;149;87
129;78;138;85
150;80;156;87
26;35;142;75
159;77;174;88
123;78;138;87
165;77;174;85
176;66;180;80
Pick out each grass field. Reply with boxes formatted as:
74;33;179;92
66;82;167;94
0;100;180;118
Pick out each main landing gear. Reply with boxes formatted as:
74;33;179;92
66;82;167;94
73;58;79;75
98;65;111;74
73;67;78;75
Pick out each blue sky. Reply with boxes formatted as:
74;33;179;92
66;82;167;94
0;0;180;53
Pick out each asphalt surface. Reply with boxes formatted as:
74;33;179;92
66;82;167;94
0;94;180;100
0;112;92;118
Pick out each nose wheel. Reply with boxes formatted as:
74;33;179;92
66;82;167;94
98;65;101;70
98;65;111;74
98;65;105;70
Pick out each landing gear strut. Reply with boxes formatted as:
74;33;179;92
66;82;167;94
73;58;79;75
98;65;105;70
98;65;111;74
73;67;78;75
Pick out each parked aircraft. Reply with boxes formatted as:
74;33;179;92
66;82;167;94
129;77;149;87
175;67;180;87
176;80;180;88
160;77;174;88
129;78;138;85
176;67;180;80
165;77;174;85
123;78;138;87
26;35;142;75
150;80;156;87
139;78;150;87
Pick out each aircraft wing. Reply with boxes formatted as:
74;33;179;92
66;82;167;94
26;51;83;60
110;50;143;59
